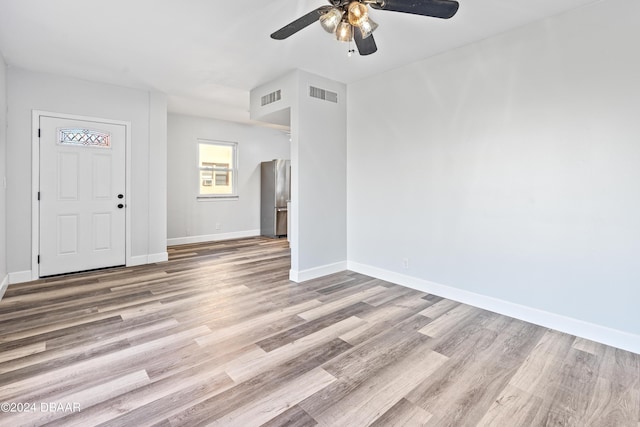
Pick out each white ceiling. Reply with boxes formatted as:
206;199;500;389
0;0;600;125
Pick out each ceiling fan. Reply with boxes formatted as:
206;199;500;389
270;0;460;56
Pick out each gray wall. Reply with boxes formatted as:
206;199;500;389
294;71;347;275
0;53;6;289
148;92;168;259
250;70;347;281
347;0;640;336
167;113;290;243
6;67;167;278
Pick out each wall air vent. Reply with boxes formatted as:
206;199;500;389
309;86;338;103
261;90;282;106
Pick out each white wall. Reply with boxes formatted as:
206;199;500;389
249;69;297;127
251;70;347;282
6;68;168;279
0;52;7;295
148;92;168;261
293;71;347;278
347;0;640;349
167;113;290;244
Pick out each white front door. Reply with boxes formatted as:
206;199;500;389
39;116;126;276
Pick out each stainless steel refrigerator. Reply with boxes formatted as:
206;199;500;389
261;159;290;237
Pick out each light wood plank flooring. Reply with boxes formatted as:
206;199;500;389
0;237;638;426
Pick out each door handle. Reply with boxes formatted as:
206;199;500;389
117;194;124;199
117;204;124;209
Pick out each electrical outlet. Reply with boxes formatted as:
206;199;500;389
402;258;409;269
215;223;222;231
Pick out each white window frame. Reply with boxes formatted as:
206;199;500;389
197;139;238;199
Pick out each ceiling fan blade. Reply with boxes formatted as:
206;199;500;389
354;31;377;55
371;0;459;19
270;6;332;40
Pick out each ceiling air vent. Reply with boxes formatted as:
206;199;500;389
309;86;338;103
261;89;282;106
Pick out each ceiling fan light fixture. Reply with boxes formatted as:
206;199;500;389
336;20;353;42
270;0;460;55
347;1;368;26
358;17;378;39
319;8;344;33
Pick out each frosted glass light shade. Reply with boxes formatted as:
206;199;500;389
320;8;344;33
358;17;378;39
336;21;353;42
348;2;368;26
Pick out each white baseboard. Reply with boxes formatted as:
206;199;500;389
167;230;261;247
290;261;348;283
128;255;149;267
148;252;168;263
0;275;8;300
347;261;640;355
128;253;168;266
8;270;33;285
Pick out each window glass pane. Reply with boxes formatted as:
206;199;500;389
199;144;233;167
215;171;229;186
58;128;111;148
200;171;233;195
198;141;236;197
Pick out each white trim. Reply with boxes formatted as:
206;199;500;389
128;255;149;267
148;252;169;263
196;196;240;202
347;261;640;355
31;112;39;280
125;121;133;268
31;110;132;279
0;275;8;300
126;252;169;266
289;261;348;283
8;270;33;285
167;230;261;247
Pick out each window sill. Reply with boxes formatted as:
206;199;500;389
197;196;239;202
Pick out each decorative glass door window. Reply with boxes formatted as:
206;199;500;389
57;128;111;148
198;140;237;197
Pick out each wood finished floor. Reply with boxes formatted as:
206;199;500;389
0;238;638;427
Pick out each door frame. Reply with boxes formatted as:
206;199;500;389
31;110;133;280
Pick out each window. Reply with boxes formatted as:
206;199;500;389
58;128;111;148
198;140;237;198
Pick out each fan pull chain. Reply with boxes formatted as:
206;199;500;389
348;37;355;57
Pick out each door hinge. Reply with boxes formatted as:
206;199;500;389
37;191;40;201
38;128;41;138
37;255;40;264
